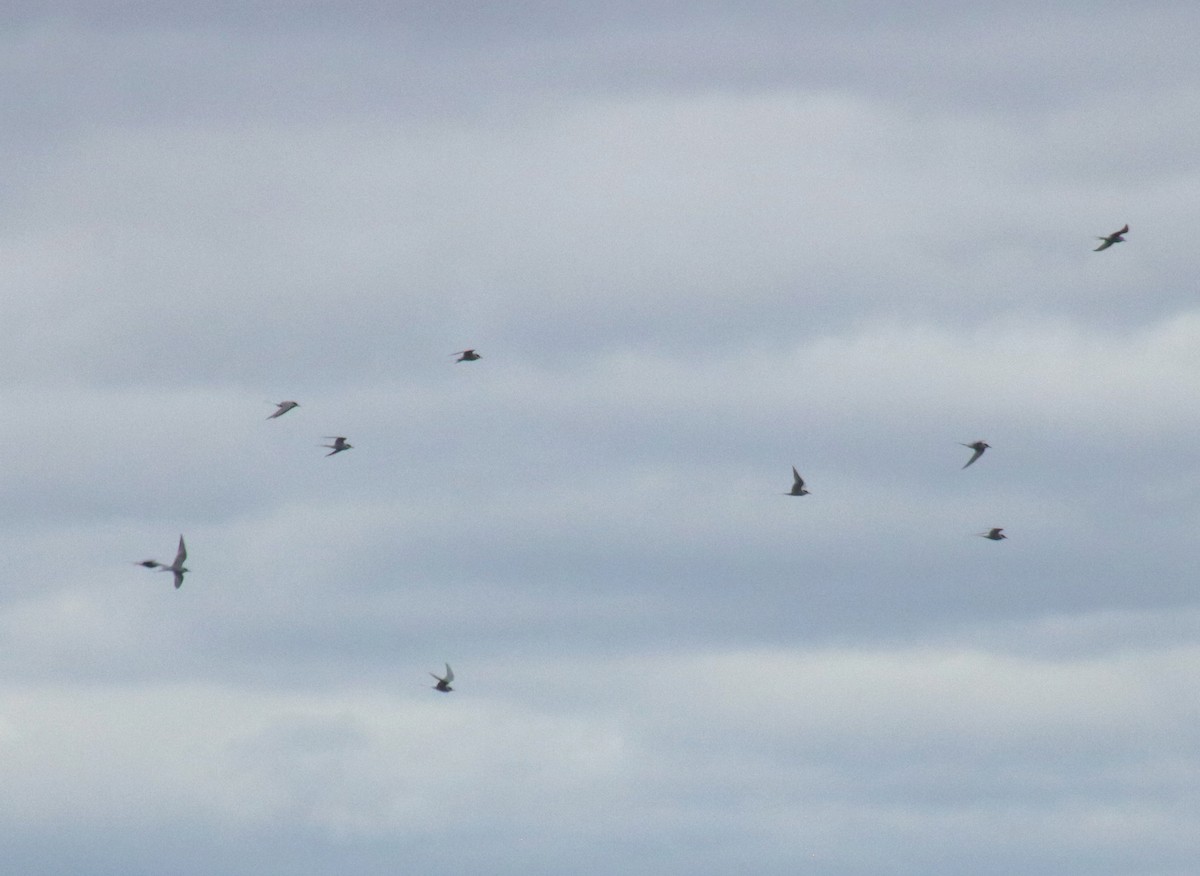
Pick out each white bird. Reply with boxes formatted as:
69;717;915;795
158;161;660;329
978;528;1007;541
1094;224;1128;251
787;466;810;496
322;436;352;456
136;535;189;588
268;400;299;419
430;663;454;692
453;349;481;362
960;441;990;469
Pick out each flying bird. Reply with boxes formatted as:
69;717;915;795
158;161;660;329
787;466;810;496
136;535;189;588
453;349;481;362
1093;224;1128;251
267;400;299;419
960;441;990;469
322;436;352;456
430;663;454;692
978;528;1007;541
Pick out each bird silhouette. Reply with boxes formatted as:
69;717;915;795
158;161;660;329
322;436;352;456
267;400;299;419
960;441;990;469
787;467;810;496
136;535;189;588
978;528;1007;541
453;349;481;362
430;663;454;692
1094;224;1128;251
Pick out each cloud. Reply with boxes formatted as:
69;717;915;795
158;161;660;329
3;4;1200;874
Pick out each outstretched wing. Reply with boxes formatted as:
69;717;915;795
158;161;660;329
443;663;454;684
962;447;985;468
1094;239;1114;251
173;570;185;589
174;535;187;566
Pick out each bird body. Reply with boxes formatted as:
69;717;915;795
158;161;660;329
1094;224;1129;251
960;441;990;469
453;349;480;362
979;528;1006;541
268;400;299;419
137;535;189;588
788;466;810;496
430;663;454;692
322;436;352;456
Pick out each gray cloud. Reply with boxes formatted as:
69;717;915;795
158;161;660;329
2;4;1200;874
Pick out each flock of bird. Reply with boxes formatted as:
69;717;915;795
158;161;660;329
133;348;487;690
786;225;1129;545
789;437;1001;540
131;226;1126;690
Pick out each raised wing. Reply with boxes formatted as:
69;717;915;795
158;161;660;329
174;535;187;566
443;663;454;684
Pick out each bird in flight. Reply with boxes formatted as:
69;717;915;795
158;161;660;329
430;663;454;692
787;467;810;496
453;349;481;362
960;441;990;469
1094;224;1129;251
322;436;352;456
136;535;189;588
267;400;299;419
978;528;1007;541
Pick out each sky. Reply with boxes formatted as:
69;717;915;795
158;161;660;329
1;3;1198;874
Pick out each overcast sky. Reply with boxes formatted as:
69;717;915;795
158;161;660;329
2;4;1199;875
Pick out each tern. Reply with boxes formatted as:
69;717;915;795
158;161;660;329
267;400;299;419
322;436;352;456
136;535;189;588
960;441;990;469
453;349;481;362
1094;224;1128;251
430;663;454;692
978;528;1007;541
787;466;810;496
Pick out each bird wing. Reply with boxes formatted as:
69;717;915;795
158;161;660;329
1114;224;1129;236
962;447;985;468
443;664;454;683
990;528;1003;538
792;466;803;486
174;536;187;566
1094;239;1113;251
173;570;185;588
